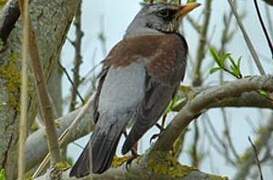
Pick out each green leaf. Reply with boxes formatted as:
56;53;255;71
237;57;242;70
209;48;223;67
229;56;242;78
209;67;222;74
259;90;269;98
228;56;237;67
219;52;231;67
209;48;220;61
0;169;6;180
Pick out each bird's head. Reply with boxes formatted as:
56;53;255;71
126;2;200;37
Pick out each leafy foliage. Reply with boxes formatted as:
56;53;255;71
209;48;242;79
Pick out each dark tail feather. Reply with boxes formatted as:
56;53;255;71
70;120;125;177
91;127;122;174
69;141;92;178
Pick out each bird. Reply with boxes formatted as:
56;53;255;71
70;2;200;178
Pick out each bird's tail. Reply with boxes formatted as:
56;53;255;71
70;115;126;177
69;139;92;178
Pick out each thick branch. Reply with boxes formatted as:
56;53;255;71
152;76;273;151
36;154;226;180
25;102;95;172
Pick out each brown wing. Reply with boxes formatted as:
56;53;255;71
121;33;188;154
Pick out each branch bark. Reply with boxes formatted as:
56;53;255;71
36;154;226;180
17;0;29;178
0;0;80;178
25;104;95;172
27;12;62;168
152;76;273;152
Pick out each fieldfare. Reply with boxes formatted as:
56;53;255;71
70;2;200;177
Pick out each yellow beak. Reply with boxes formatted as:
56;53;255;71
178;2;201;17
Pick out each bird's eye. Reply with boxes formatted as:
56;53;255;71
157;9;170;18
157;9;177;20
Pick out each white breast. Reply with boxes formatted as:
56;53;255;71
98;62;146;114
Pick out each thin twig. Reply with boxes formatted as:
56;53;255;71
192;0;212;86
191;121;201;167
98;15;107;56
253;0;273;58
227;0;265;75
69;0;84;111
221;109;240;161
205;114;236;166
248;137;264;180
58;61;84;103
234;113;273;179
17;0;29;179
29;28;61;167
203;116;236;166
190;0;213;168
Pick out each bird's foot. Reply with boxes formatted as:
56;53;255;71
150;123;165;144
125;148;139;170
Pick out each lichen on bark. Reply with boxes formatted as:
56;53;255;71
0;0;80;178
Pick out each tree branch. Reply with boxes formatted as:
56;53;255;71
152;75;273;152
17;0;29;178
192;0;212;86
32;95;95;178
253;0;273;58
36;153;226;180
25;101;95;172
69;0;84;111
27;14;62;168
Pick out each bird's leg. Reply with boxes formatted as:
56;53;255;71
122;131;139;169
150;113;168;143
125;143;139;170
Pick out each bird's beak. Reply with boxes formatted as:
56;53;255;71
177;2;201;18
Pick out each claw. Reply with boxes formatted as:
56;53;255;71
150;133;160;144
125;151;139;170
150;123;166;144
